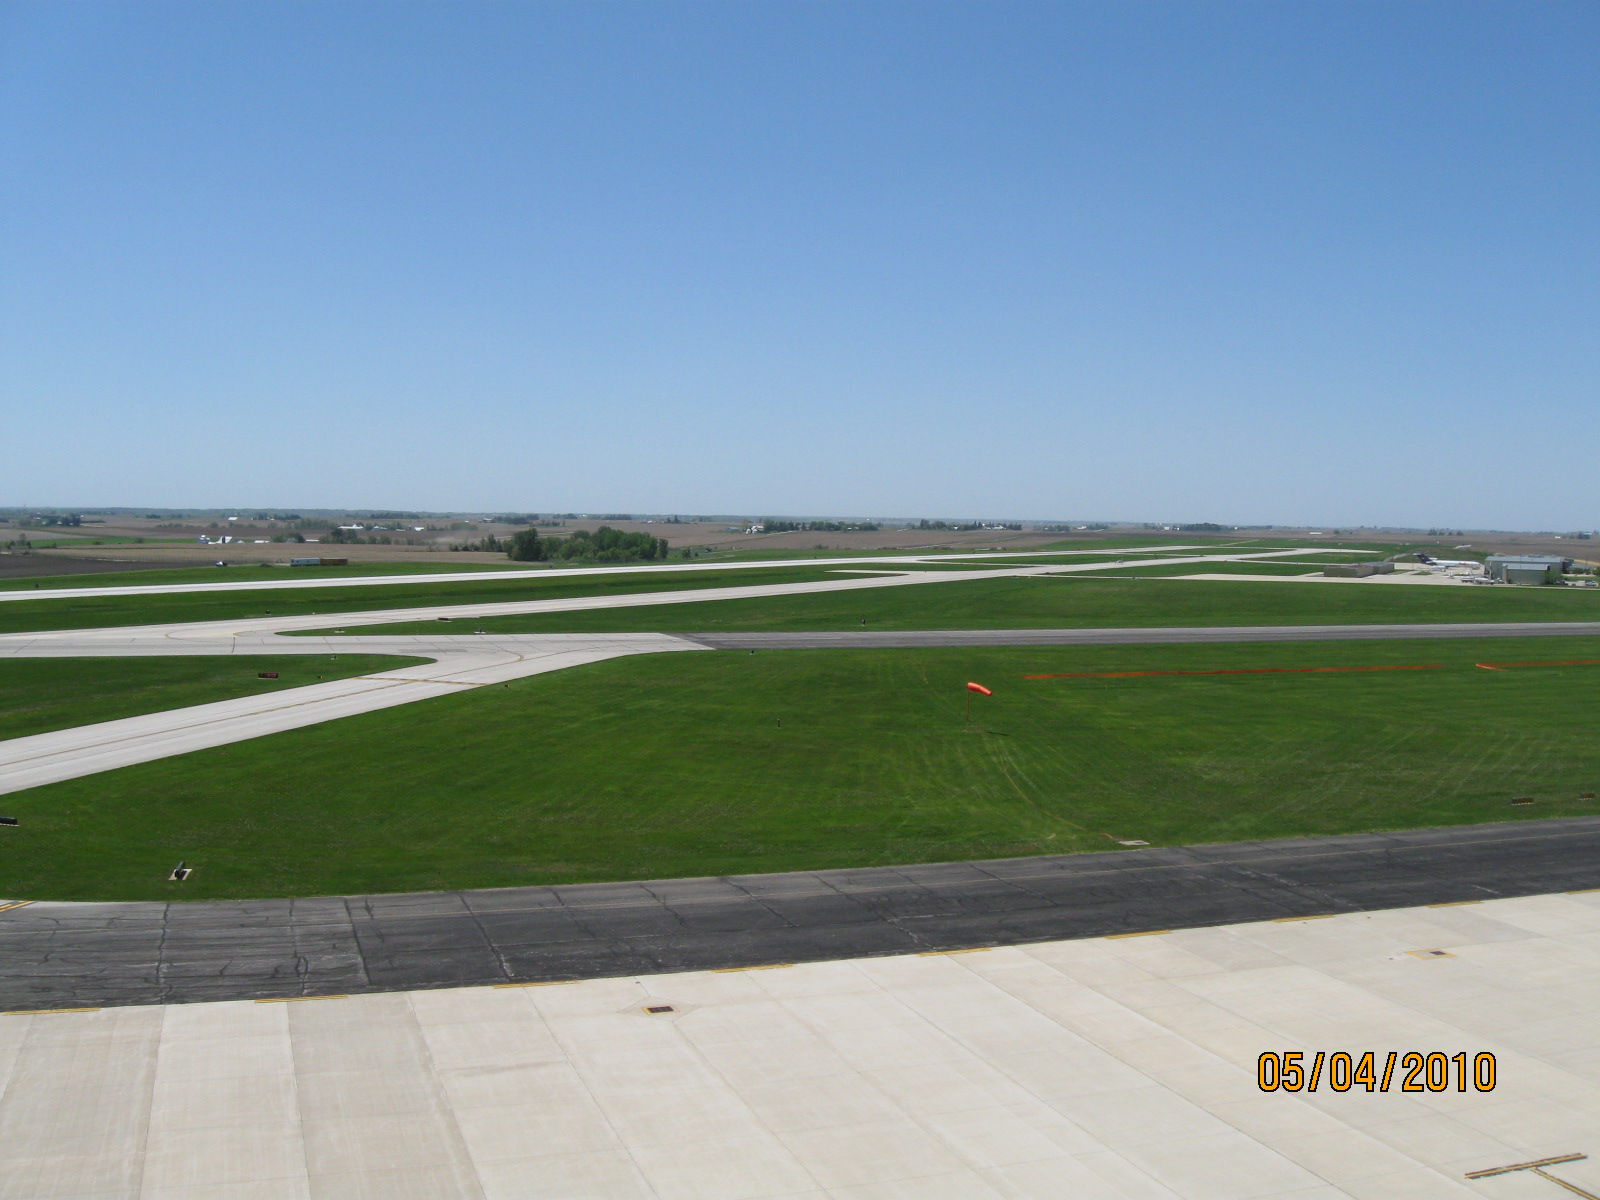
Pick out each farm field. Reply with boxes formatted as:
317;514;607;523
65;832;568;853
358;573;1600;636
0;564;854;635
0;655;424;741
6;635;1599;902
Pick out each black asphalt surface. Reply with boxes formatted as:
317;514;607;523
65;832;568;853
4;816;1599;1011
682;621;1600;650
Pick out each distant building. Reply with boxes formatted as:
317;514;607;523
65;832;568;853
1485;556;1569;585
1323;562;1395;578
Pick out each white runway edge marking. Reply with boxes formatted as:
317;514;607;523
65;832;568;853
0;549;1386;795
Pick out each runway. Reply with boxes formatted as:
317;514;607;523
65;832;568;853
683;620;1600;649
3;816;1597;1012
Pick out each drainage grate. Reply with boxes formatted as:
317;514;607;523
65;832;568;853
644;1005;675;1014
1407;949;1454;959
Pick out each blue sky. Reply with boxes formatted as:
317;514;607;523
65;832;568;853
2;1;1595;527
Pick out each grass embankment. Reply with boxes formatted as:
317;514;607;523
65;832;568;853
0;655;426;741
0;565;850;635
360;574;1600;636
5;636;1599;901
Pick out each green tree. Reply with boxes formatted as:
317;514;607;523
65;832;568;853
507;528;546;561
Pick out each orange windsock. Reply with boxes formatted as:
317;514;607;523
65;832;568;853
966;682;993;696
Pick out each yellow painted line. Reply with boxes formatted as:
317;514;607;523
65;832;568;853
0;901;33;913
1428;900;1483;907
254;994;348;1003
1273;914;1338;922
712;963;796;972
1569;887;1600;895
1466;1152;1588;1180
1105;930;1171;940
493;980;579;989
5;1007;100;1015
917;947;991;956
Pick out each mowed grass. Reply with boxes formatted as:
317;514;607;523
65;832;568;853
0;655;426;741
0;561;535;591
362;574;1600;636
6;636;1600;901
0;565;848;635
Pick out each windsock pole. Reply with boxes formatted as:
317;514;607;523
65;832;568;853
964;682;992;730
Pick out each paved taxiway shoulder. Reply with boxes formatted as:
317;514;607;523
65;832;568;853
3;816;1597;1011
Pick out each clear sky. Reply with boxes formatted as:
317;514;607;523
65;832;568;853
2;1;1595;528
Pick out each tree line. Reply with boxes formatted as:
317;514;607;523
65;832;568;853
760;519;880;533
507;526;669;563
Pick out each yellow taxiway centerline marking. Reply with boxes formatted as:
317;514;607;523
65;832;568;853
1105;930;1172;939
493;980;580;988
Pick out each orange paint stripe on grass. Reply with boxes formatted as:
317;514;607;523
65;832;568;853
1022;665;1444;680
1477;659;1600;669
1024;658;1600;681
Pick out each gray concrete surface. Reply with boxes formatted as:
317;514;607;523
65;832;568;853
5;816;1597;1013
9;890;1600;1198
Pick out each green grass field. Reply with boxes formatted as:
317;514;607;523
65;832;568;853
358;574;1600;636
6;635;1598;902
0;655;426;741
0;564;857;635
0;560;537;591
